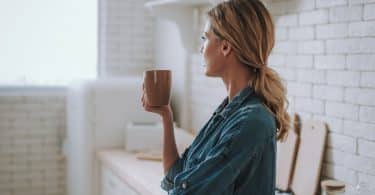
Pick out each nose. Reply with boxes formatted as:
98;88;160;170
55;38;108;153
199;45;203;54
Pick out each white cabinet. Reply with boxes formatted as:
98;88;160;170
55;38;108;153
101;165;140;195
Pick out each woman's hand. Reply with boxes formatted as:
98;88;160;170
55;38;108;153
142;83;178;174
141;83;173;118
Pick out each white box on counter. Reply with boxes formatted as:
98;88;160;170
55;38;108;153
125;121;195;154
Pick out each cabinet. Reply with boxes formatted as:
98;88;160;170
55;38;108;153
101;164;140;195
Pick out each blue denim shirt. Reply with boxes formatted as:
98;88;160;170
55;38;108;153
161;86;277;195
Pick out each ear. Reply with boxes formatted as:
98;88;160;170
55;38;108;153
220;40;232;57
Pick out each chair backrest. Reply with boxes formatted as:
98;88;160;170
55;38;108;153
276;113;300;191
290;119;328;195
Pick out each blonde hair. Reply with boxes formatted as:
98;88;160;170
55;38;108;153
207;0;290;140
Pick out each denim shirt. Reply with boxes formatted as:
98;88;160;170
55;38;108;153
161;86;277;195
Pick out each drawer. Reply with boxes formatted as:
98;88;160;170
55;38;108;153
101;165;140;195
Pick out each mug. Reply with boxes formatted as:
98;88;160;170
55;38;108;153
143;69;172;106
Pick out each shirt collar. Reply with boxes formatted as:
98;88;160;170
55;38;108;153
213;85;255;119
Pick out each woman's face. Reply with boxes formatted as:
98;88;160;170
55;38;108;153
200;21;226;77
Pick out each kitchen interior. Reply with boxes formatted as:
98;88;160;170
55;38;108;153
1;0;375;195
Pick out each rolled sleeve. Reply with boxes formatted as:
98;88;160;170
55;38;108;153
161;146;190;191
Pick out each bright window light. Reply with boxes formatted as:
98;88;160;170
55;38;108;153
0;0;97;86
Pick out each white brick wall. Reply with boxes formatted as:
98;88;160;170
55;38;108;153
267;0;375;194
0;94;66;195
99;0;154;77
190;1;375;194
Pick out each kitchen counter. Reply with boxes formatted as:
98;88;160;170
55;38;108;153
97;130;195;195
98;150;167;195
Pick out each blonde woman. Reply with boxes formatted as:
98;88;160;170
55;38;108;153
141;0;290;194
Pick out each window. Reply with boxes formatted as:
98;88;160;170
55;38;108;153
0;0;97;86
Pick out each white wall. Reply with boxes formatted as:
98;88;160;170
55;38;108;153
99;0;154;77
268;0;375;194
0;90;66;195
189;0;375;194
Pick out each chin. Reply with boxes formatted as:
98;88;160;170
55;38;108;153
203;66;212;77
204;68;219;77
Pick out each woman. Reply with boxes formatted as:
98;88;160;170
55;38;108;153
141;0;290;194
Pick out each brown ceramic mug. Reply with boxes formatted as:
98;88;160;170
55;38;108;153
143;69;172;106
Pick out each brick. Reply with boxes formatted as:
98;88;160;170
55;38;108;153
359;106;375;122
268;54;285;67
287;82;312;97
273;41;297;54
300;9;329;25
274;14;298;27
273;67;297;81
345;88;375;106
275;27;288;41
0;190;11;195
316;23;348;39
315;55;346;70
313;115;343;133
297;41;325;54
327;70;360;87
296;111;313;119
329;5;362;22
297;69;326;84
359;139;375;158
326;39;361;54
286;0;315;12
347;54;375;71
295;97;324;114
364;3;375;20
316;0;347;8
0;96;25;104
346;185;374;195
286;55;313;68
361;38;375;53
358;173;375;192
344;121;375;141
289;26;314;40
343;153;375;174
361;72;375;87
350;0;375;4
326;101;359;120
349;21;375;37
324;148;346;165
322;163;357;185
327;132;357;153
313;85;344;101
268;1;288;15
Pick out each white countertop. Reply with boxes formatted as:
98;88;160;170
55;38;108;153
97;130;195;195
98;150;166;195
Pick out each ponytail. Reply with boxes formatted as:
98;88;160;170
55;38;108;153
252;66;290;141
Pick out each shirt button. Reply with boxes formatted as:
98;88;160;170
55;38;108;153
181;182;188;189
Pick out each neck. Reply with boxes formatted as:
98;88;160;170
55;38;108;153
221;66;254;102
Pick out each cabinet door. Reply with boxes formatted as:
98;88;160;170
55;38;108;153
101;165;140;195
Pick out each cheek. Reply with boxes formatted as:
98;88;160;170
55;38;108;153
203;42;215;59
